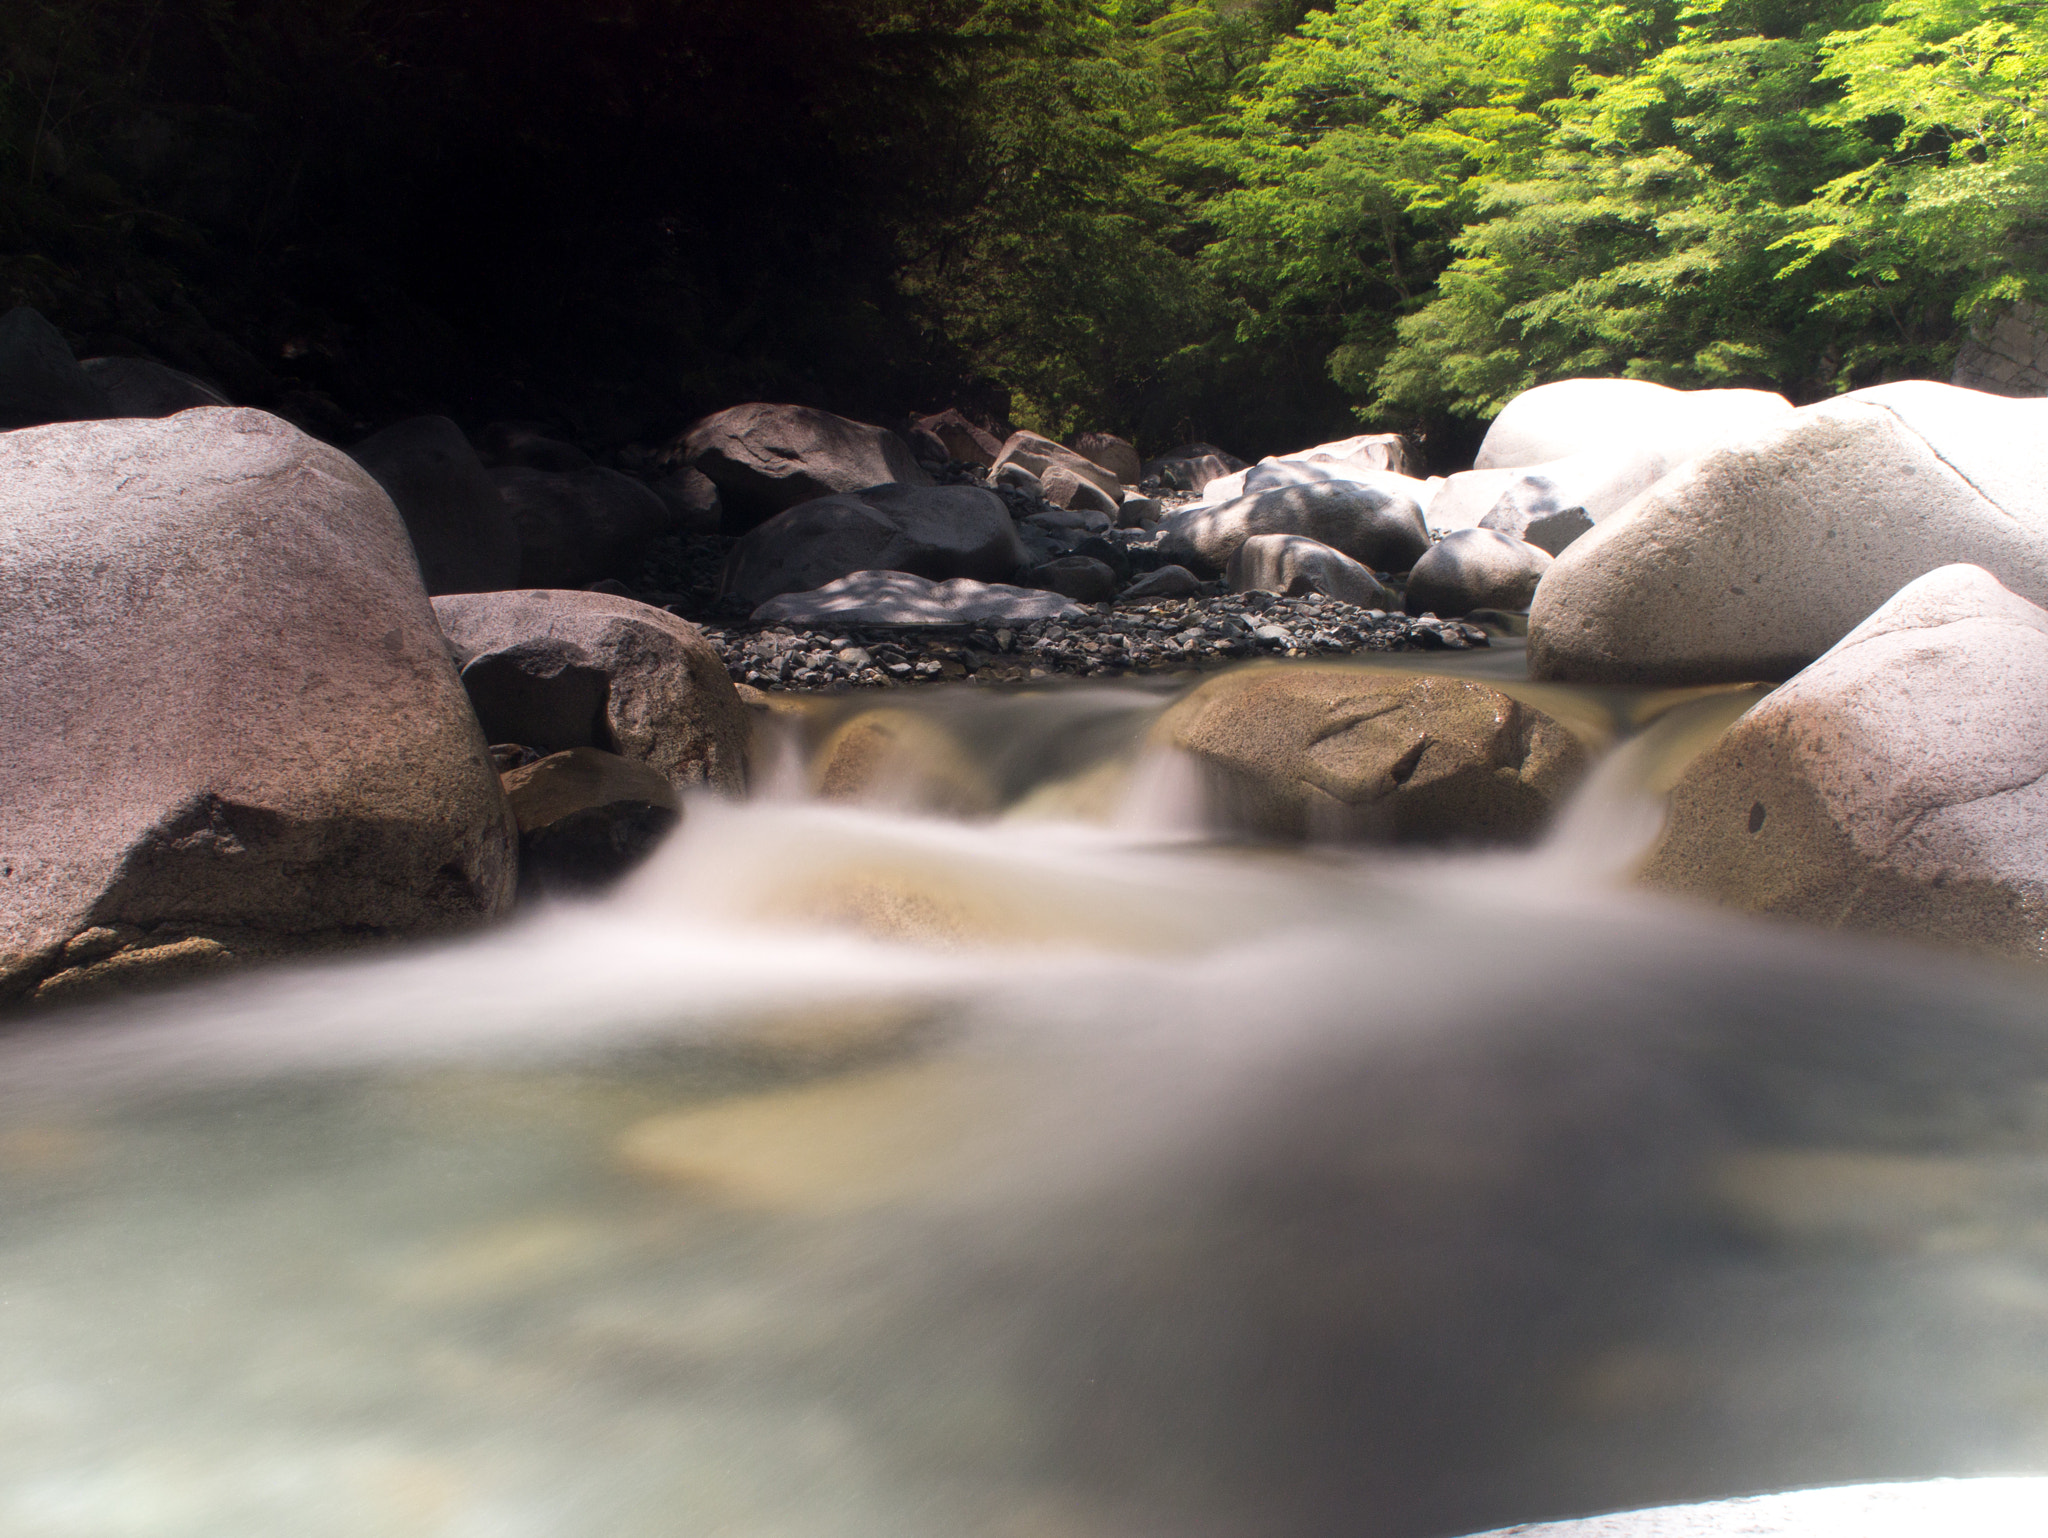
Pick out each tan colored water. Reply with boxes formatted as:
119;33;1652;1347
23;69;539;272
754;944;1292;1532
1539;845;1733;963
4;656;2047;1537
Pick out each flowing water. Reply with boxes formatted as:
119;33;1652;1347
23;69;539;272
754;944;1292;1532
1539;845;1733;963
6;652;2048;1537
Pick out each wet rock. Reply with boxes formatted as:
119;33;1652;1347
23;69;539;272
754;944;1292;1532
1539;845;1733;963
1070;431;1141;484
434;589;748;794
1121;565;1203;600
349;416;522;595
1153;665;1587;843
915;408;1004;467
1642;564;2048;961
813;708;998;815
721;484;1025;608
1477;378;1794;470
681;402;932;527
0;307;111;430
503;746;680;894
1;408;517;1005
993;430;1123;503
494;464;674;588
1023;555;1119;604
1406;528;1552;618
1165;480;1431;575
1227;534;1395;609
79;356;230;416
750;570;1085;627
1530;382;2048;685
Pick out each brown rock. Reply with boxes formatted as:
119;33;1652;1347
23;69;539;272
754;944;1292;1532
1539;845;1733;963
1069;431;1142;484
502;746;681;893
682;403;932;528
1152;664;1588;843
916;408;1004;467
992;430;1122;502
0;408;518;1006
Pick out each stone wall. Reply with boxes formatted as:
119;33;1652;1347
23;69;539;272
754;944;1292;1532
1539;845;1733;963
1951;301;2048;396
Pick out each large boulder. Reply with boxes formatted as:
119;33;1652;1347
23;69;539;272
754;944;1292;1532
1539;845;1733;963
915;408;1004;467
1163;480;1431;576
1405;528;1553;617
1529;382;2048;685
491;464;673;588
1422;468;1519;534
1476;378;1793;470
720;483;1025;609
349;416;522;595
1069;431;1142;485
1641;565;2048;961
1226;534;1395;609
0;408;517;1005
751;570;1085;626
1152;665;1588;843
992;430;1123;502
434;590;748;795
681;403;931;527
1021;555;1118;603
0;307;112;431
1275;431;1415;479
79;356;231;416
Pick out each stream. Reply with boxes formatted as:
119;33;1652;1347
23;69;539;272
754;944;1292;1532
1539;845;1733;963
5;650;2048;1537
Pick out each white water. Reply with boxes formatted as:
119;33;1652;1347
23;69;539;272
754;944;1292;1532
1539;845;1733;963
5;661;2048;1537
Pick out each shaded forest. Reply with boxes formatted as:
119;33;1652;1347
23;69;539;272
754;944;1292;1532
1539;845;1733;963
5;0;2043;462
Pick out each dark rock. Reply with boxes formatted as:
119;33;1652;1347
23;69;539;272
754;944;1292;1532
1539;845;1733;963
992;430;1122;503
1227;533;1395;609
503;746;680;895
1121;565;1203;600
0;307;112;431
473;421;594;472
681;402;932;528
1070;431;1141;484
493;465;674;588
1;409;517;1005
915;408;1005;467
720;483;1025;609
1406;528;1553;618
645;465;722;537
1023;556;1118;604
349;416;522;595
79;356;230;416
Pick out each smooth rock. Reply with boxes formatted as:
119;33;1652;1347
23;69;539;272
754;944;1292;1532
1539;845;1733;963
681;403;931;527
1117;494;1164;528
1424;468;1521;533
1152;665;1586;843
434;589;748;794
1069;431;1141;484
1227;533;1395;608
994;462;1044;496
1165;480;1431;575
813;709;998;815
1022;555;1118;604
1140;441;1243;493
79;356;230;416
492;464;673;588
1275;431;1415;478
502;746;680;893
750;570;1086;627
0;307;111;430
350;416;522;595
1407;528;1553;617
1529;382;2048;684
1039;465;1121;516
721;483;1025;609
0;408;517;1003
1641;564;2048;960
1119;565;1203;600
1477;378;1794;470
915;408;1004;467
992;430;1123;502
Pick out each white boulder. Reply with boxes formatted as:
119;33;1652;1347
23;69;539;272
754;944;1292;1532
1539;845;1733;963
1476;378;1792;470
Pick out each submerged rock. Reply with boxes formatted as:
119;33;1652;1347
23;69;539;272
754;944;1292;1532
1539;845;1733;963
1153;664;1587;843
1;409;517;1005
1642;564;2048;961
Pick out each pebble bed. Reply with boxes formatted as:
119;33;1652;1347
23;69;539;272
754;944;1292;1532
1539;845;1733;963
695;591;1489;692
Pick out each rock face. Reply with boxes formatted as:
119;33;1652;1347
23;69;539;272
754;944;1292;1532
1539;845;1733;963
1165;480;1431;575
915;408;1004;467
0;408;518;1004
721;483;1025;608
434;590;748;795
1476;378;1793;469
492;464;673;588
1951;299;2048;397
1227;533;1395;609
349;416;522;595
1406;529;1553;617
750;570;1086;626
682;403;931;526
992;430;1123;502
1069;431;1141;484
80;357;231;416
1641;565;2048;960
0;307;112;430
501;747;680;894
1153;665;1587;843
1529;382;2048;685
1039;465;1121;516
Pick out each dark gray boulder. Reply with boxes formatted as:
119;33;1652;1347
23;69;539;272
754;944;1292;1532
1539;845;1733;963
492;465;674;588
681;403;931;527
349;416;522;595
1022;555;1118;604
720;483;1026;609
1227;534;1395;608
79;357;231;416
0;307;112;431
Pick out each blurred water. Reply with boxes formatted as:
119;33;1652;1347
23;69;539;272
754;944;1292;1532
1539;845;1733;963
5;660;2048;1537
